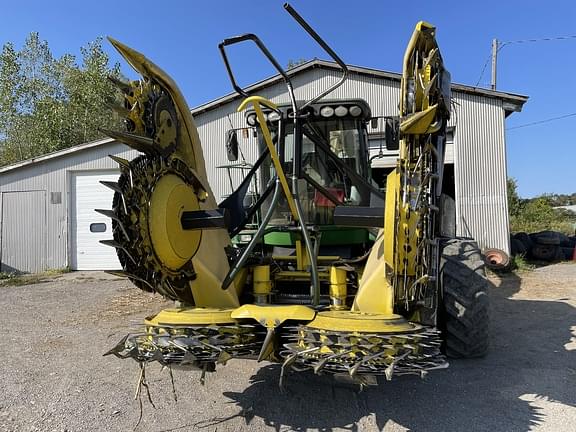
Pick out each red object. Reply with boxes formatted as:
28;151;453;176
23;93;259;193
314;188;345;207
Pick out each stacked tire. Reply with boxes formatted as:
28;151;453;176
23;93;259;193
511;230;576;262
510;232;533;258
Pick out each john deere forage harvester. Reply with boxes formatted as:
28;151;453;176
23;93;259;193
101;3;489;385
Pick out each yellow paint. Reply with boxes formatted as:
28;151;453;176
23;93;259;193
351;171;397;315
352;230;395;315
237;96;299;221
400;105;438;134
295;240;310;271
397;203;418;276
253;265;272;295
230;304;316;328
145;307;235;326
190;249;239;307
401;22;437;115
355;19;443;312
384;170;399;268
233;267;248;296
329;266;347;310
108;38;211;189
272;255;340;262
422;64;431;110
274;270;330;280
148;174;200;270
306;310;418;333
330;266;347;286
108;37;239;309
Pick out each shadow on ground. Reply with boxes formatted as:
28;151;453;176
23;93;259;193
196;272;575;431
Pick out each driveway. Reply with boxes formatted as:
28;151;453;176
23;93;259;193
0;264;575;431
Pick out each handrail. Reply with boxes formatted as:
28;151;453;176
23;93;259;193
283;3;349;111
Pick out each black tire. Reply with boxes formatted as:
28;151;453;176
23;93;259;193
513;231;531;245
510;238;527;257
512;232;533;259
439;238;490;358
530;230;566;246
531;244;562;262
561;246;575;260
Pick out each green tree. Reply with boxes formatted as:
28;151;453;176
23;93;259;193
0;33;123;165
507;178;522;219
286;58;308;69
0;43;21;158
508;177;576;234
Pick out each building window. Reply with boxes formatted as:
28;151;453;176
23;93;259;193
90;223;107;233
50;192;62;204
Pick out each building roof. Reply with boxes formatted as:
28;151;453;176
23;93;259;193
191;59;529;117
0;59;528;175
0;137;115;175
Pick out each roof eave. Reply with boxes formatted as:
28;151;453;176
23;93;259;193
0;137;115;174
191;59;528;117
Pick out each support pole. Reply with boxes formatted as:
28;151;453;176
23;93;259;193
491;38;498;90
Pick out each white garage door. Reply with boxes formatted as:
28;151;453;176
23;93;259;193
71;171;122;270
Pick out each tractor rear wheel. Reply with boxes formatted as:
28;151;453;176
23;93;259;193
439;239;489;358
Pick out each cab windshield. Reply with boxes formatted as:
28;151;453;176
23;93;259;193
284;118;367;201
257;116;371;224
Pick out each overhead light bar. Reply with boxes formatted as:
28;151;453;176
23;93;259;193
349;105;362;117
320;106;335;117
334;106;348;117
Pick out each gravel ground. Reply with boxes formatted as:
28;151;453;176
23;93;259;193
0;263;575;432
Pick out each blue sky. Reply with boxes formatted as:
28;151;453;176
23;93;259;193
2;0;575;197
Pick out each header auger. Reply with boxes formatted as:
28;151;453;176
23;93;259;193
100;3;489;387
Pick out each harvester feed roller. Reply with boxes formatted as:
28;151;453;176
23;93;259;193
281;326;447;379
280;311;446;379
100;37;239;308
106;323;265;368
104;313;447;379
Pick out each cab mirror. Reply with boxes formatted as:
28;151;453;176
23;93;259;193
226;129;239;161
385;117;400;151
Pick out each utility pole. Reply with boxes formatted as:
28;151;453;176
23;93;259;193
491;38;498;90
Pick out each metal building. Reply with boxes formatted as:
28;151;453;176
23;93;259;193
0;139;139;273
194;61;527;255
0;60;527;273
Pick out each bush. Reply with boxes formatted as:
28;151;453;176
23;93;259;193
508;179;576;236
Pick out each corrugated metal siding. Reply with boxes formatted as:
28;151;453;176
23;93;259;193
452;93;509;253
369;138;454;168
194;68;510;254
195;69;465;199
0;67;512;273
0;141;139;272
195;69;403;201
1;190;46;273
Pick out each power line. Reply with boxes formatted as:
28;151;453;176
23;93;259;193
500;34;576;46
474;51;492;87
475;34;576;88
506;112;576;130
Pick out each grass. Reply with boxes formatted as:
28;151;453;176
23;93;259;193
0;267;71;287
510;254;535;272
44;266;71;275
0;272;46;286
